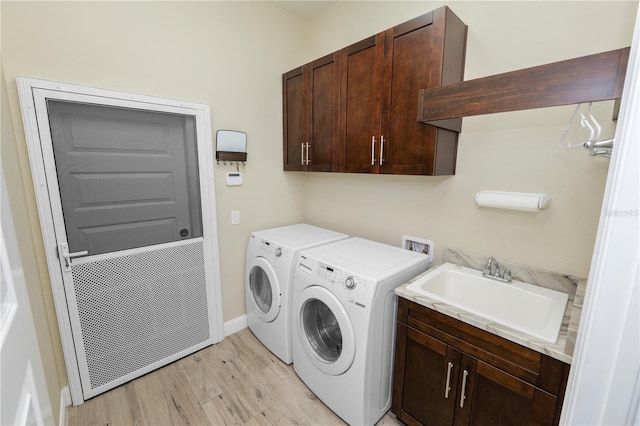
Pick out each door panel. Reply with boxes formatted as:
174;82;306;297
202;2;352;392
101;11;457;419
381;13;439;175
401;327;459;425
47;100;202;255
68;240;210;395
283;67;305;171
340;35;384;173
461;357;545;426
18;78;223;404
307;53;340;172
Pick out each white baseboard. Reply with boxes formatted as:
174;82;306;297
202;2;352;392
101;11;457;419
59;386;71;426
223;314;247;337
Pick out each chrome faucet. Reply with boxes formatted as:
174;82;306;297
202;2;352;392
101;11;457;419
483;256;512;283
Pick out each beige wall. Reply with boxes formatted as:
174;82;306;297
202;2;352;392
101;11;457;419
1;0;637;417
1;0;308;416
300;1;637;277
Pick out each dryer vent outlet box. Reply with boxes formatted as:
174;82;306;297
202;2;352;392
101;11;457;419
402;236;434;264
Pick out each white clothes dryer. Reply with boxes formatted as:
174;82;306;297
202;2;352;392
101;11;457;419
245;224;347;364
292;237;431;425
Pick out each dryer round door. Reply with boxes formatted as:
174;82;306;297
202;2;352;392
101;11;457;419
247;257;281;323
295;286;355;376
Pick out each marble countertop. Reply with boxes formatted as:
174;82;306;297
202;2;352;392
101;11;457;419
395;248;586;365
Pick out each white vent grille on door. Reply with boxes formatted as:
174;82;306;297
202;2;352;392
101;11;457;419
71;241;210;391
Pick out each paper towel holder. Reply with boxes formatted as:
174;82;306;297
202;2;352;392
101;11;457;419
216;130;247;166
475;190;551;212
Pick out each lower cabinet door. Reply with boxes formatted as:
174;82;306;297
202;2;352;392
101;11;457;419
397;326;461;425
457;356;558;426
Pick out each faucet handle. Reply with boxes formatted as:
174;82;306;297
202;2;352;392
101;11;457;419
484;257;495;274
493;266;502;278
503;269;512;282
484;257;493;268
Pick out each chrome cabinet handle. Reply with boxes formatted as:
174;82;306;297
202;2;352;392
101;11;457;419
301;142;305;165
306;142;310;165
371;136;377;165
444;361;454;399
459;370;469;408
379;135;385;165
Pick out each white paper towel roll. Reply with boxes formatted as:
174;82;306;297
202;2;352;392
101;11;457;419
475;191;551;212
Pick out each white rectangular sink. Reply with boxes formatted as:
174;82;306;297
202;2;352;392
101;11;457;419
406;263;569;343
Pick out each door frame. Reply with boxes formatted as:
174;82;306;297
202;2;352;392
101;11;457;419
16;77;224;405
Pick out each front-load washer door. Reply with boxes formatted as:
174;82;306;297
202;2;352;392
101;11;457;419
295;286;355;376
247;257;281;323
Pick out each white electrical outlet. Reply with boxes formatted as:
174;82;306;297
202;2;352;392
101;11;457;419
231;210;240;225
401;235;434;264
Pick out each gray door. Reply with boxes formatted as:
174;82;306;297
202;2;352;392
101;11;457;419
47;100;203;255
18;79;223;404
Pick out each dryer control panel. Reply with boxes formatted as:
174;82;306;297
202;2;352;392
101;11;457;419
259;239;291;265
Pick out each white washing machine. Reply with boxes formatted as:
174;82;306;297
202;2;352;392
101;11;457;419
245;224;348;364
292;237;432;425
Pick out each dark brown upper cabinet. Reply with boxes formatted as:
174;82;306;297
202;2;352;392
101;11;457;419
283;6;468;176
283;52;341;172
342;7;467;175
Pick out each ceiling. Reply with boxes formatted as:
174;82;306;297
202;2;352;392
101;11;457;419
272;1;336;18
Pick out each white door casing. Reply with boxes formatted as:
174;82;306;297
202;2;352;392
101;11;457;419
16;77;224;405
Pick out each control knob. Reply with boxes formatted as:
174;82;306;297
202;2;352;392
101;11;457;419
274;247;283;257
345;276;357;290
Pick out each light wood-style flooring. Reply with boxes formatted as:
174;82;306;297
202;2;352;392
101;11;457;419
68;328;403;425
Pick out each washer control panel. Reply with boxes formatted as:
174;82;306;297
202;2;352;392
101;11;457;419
297;253;375;311
311;262;372;309
316;263;342;285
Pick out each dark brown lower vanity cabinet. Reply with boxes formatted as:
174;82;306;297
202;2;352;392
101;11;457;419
392;298;570;426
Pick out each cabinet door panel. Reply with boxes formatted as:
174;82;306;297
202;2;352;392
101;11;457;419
401;327;460;426
380;7;466;175
283;67;305;171
381;17;438;175
453;354;477;426
307;54;340;172
463;359;552;426
340;35;384;173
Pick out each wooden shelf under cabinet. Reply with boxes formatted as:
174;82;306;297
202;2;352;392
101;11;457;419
392;297;570;426
417;47;630;126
